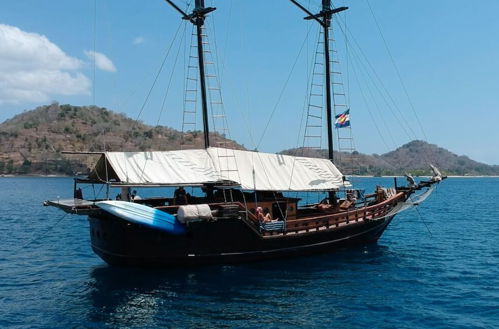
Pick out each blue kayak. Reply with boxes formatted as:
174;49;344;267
95;201;186;235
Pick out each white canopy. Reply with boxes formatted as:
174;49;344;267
97;147;349;191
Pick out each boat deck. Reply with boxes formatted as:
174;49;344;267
44;192;404;239
44;198;98;214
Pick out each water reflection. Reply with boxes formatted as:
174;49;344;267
85;244;397;327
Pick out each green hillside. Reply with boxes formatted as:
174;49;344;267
0;103;242;175
281;140;499;176
1;104;497;176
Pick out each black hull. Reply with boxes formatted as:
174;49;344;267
88;212;395;267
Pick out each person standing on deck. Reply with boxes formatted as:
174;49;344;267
174;186;188;205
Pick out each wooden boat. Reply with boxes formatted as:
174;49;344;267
46;0;445;267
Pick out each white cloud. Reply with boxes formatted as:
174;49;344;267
0;24;90;105
132;36;145;45
84;50;117;72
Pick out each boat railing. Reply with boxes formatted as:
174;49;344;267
227;192;404;236
284;192;404;233
280;192;404;235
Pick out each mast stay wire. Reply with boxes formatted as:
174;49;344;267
365;0;429;143
335;21;406;148
332;17;423;174
289;0;315;158
21;213;70;249
91;0;109;156
205;12;233;143
301;24;326;153
156;22;188;127
233;6;314;197
349;49;398;151
365;0;435;167
92;0;96;106
123;18;184;180
142;2;192;181
348;52;400;171
345;10;351;108
288;24;318;197
230;3;258;151
332;14;405;170
291;22;344;192
295;25;317;156
208;0;233;83
256;23;314;150
334;10;434;173
409;195;433;237
158;2;193;130
133;20;185;125
333;16;419;142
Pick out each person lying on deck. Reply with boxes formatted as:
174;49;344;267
317;203;332;210
317;197;336;211
256;207;272;223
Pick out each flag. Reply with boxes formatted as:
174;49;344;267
335;109;350;128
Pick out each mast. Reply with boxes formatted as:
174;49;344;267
164;0;216;149
289;0;348;162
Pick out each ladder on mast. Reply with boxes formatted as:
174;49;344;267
165;0;241;188
201;24;240;184
181;25;200;149
329;26;359;176
302;28;326;155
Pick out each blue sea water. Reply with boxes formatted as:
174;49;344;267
0;177;498;328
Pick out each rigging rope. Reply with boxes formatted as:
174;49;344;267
21;213;70;249
92;0;97;106
134;20;184;124
365;0;429;143
156;22;188;127
349;52;398;150
365;0;435;168
256;24;313;150
335;17;418;142
409;195;433;236
328;17;405;171
330;15;438;173
349;58;395;153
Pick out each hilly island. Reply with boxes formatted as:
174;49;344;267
1;103;498;177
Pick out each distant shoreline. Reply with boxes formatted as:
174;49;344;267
2;174;499;179
351;175;499;178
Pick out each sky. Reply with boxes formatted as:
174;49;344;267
1;0;498;165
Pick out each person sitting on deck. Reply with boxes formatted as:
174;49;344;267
375;185;386;203
256;207;272;223
174;186;188;205
346;190;357;203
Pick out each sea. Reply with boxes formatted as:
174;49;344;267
0;176;498;329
